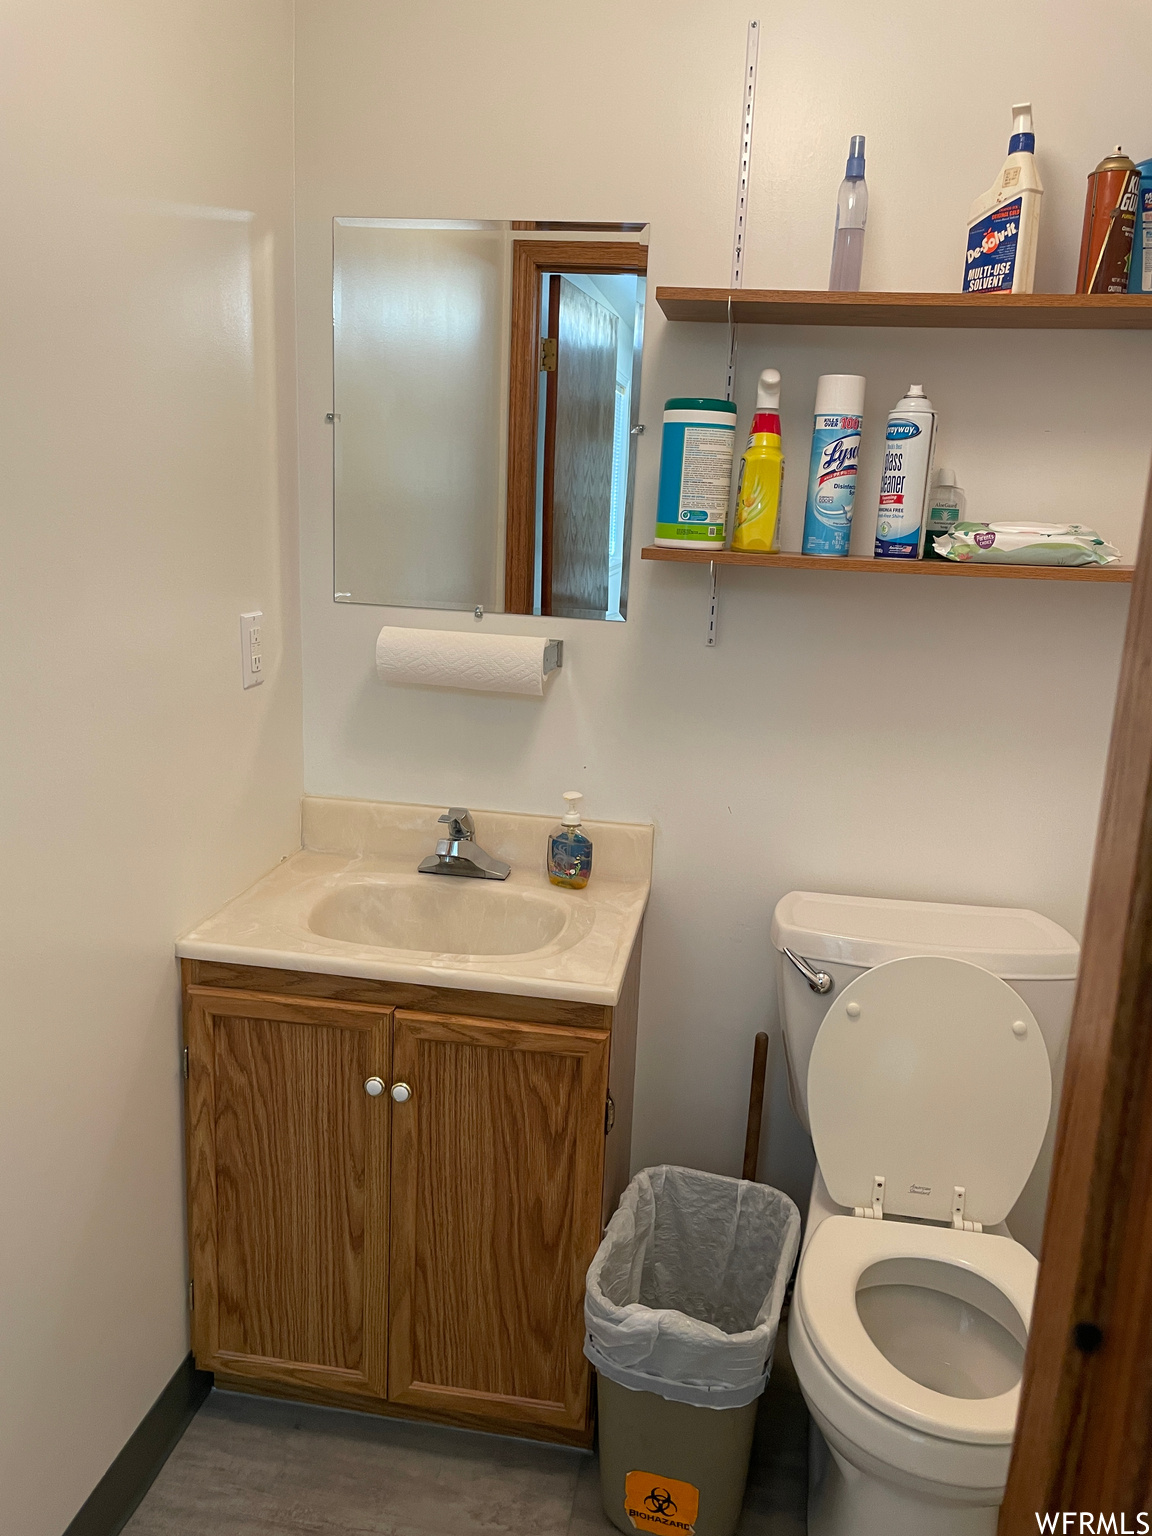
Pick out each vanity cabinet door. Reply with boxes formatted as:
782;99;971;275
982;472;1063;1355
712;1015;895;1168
184;987;392;1402
387;1010;610;1435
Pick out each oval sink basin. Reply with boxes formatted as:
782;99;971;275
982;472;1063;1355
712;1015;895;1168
308;879;584;957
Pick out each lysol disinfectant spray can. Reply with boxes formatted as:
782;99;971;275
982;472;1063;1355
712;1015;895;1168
802;375;865;557
874;385;938;559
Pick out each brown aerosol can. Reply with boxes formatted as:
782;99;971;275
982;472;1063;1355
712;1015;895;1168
1076;147;1141;293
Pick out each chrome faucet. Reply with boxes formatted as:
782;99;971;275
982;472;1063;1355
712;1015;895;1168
418;808;511;881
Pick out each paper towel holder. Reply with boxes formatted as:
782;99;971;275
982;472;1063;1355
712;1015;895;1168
544;640;564;675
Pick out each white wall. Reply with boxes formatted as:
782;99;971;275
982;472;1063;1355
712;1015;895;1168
295;2;1145;1211
0;5;301;1532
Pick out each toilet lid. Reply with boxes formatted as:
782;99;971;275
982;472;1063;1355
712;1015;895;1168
796;1215;1037;1444
807;956;1051;1228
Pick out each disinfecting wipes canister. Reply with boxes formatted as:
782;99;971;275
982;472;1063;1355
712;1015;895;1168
873;386;937;559
802;375;865;557
654;398;738;546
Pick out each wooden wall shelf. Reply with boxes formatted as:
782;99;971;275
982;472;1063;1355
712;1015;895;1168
655;288;1152;330
641;547;1134;583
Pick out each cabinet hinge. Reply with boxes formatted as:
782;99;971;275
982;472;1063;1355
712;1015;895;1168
540;336;557;372
188;1280;194;1311
182;1047;189;1081
604;1094;615;1135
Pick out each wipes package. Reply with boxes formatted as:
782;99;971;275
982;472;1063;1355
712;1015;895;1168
934;521;1120;567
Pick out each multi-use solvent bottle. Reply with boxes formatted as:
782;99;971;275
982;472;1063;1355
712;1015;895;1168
963;103;1043;294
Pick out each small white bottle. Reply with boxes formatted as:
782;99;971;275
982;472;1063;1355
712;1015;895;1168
923;468;968;559
963;103;1043;294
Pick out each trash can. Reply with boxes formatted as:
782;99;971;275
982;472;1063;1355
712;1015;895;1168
585;1165;800;1536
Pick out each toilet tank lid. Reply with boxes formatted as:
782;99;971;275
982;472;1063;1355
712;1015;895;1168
771;891;1079;979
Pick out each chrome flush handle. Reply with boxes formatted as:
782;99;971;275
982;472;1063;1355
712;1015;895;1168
782;947;833;995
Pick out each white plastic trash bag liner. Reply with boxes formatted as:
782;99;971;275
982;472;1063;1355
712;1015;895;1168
585;1165;801;1409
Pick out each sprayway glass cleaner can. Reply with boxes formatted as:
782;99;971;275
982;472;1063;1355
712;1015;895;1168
801;375;865;556
874;385;938;558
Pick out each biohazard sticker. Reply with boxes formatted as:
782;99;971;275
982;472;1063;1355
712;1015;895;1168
623;1470;700;1533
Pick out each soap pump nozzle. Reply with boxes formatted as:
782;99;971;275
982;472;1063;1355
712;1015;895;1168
561;790;583;826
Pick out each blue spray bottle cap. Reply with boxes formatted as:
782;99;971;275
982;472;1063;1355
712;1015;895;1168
844;135;866;180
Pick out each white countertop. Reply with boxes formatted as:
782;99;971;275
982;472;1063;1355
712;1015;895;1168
177;797;653;1006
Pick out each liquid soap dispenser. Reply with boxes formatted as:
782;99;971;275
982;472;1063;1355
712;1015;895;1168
548;792;593;890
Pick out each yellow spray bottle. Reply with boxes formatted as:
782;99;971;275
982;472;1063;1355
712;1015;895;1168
732;368;784;551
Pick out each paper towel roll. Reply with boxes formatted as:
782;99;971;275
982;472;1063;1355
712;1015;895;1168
375;627;561;697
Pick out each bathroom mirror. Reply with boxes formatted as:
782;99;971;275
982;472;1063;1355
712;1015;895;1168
332;219;647;620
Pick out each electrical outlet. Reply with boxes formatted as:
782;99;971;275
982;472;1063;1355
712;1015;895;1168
240;610;263;688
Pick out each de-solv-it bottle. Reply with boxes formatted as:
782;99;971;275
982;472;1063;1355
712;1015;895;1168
731;369;784;552
547;792;593;890
963;103;1043;294
802;375;866;557
874;386;938;559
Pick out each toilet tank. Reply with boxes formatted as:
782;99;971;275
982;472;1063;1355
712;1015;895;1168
770;891;1080;1254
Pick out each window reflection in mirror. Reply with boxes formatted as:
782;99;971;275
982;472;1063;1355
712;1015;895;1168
332;220;647;621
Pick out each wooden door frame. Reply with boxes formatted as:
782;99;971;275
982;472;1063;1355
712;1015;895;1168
504;239;647;615
1001;467;1152;1526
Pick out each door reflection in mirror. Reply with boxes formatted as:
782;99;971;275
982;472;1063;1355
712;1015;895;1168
535;272;640;620
332;219;646;620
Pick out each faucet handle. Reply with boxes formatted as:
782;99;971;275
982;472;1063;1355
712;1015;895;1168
438;808;475;840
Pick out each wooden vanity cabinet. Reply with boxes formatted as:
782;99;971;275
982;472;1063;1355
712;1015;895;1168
181;952;639;1446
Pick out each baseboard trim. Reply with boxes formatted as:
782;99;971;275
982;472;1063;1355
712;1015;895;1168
62;1353;212;1536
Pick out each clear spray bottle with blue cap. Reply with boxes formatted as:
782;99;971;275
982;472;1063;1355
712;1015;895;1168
829;135;868;291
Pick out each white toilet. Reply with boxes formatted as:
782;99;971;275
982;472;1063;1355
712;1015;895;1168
771;891;1079;1536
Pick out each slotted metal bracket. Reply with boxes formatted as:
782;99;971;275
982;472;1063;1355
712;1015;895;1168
708;19;760;648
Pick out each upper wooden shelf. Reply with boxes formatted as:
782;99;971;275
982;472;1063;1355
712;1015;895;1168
655;288;1152;330
641;547;1134;583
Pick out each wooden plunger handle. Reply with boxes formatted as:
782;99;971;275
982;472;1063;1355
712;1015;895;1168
742;1031;771;1181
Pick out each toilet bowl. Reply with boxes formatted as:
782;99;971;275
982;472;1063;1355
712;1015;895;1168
773;939;1064;1536
790;1214;1036;1536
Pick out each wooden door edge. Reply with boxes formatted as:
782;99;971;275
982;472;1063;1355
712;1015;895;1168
1000;453;1152;1521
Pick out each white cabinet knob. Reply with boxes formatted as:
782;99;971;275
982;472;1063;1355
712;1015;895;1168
364;1077;386;1097
390;1081;413;1104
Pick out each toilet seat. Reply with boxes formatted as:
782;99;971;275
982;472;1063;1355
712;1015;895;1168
796;1215;1037;1445
807;955;1053;1228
